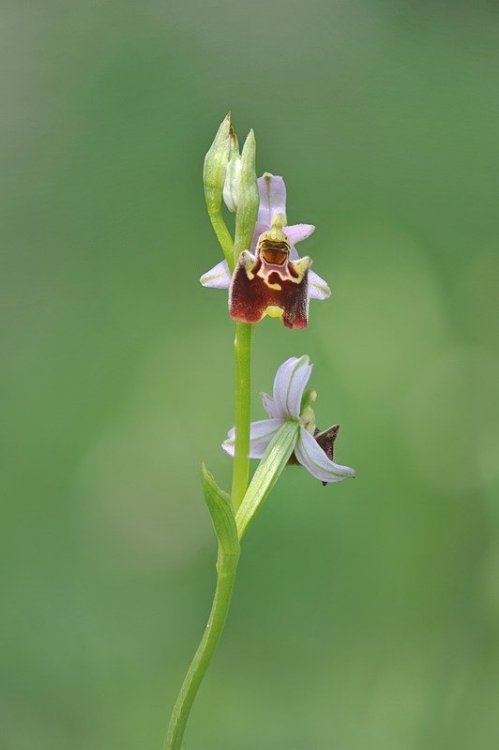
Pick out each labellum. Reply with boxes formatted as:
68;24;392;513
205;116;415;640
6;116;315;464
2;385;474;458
229;225;312;329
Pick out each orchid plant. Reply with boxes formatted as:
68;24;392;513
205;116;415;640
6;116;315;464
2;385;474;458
165;115;355;750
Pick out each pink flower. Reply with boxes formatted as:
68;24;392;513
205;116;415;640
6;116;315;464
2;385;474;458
223;356;355;484
201;174;331;329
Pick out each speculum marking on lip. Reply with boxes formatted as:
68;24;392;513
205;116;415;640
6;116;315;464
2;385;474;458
259;240;289;266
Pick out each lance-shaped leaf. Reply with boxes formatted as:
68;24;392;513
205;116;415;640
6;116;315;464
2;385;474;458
235;420;300;539
201;464;240;560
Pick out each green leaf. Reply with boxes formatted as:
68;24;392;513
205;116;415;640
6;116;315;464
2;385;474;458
201;464;240;559
235;421;300;540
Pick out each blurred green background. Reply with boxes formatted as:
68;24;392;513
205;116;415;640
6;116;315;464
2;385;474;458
2;1;499;748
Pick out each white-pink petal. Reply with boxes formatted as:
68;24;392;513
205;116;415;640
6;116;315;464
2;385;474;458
284;224;316;245
257;174;287;227
251;221;270;251
200;260;231;289
289;247;331;301
295;427;356;484
222;419;283;459
308;270;331;300
272;356;313;419
260;392;282;419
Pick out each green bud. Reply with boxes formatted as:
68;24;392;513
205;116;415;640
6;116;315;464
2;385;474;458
222;129;241;213
203;113;232;218
203;114;235;269
234;129;259;265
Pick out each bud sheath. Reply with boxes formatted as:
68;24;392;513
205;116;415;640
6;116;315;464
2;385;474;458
233;130;259;265
203;114;234;268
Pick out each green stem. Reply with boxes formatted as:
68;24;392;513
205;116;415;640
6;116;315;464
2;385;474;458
208;212;235;272
166;134;257;745
164;544;239;750
164;298;254;750
231;322;253;511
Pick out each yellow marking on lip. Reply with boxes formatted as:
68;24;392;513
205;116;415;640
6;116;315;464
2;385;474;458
257;267;283;290
265;306;283;318
240;250;257;280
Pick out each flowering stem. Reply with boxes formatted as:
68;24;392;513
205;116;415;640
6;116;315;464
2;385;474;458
166;119;258;749
231;321;253;511
164;542;239;750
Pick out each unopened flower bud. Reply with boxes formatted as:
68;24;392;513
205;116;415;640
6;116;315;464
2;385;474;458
223;130;242;213
203;113;232;217
234;130;259;263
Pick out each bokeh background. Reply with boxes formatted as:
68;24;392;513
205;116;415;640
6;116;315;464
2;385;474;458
2;1;499;748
